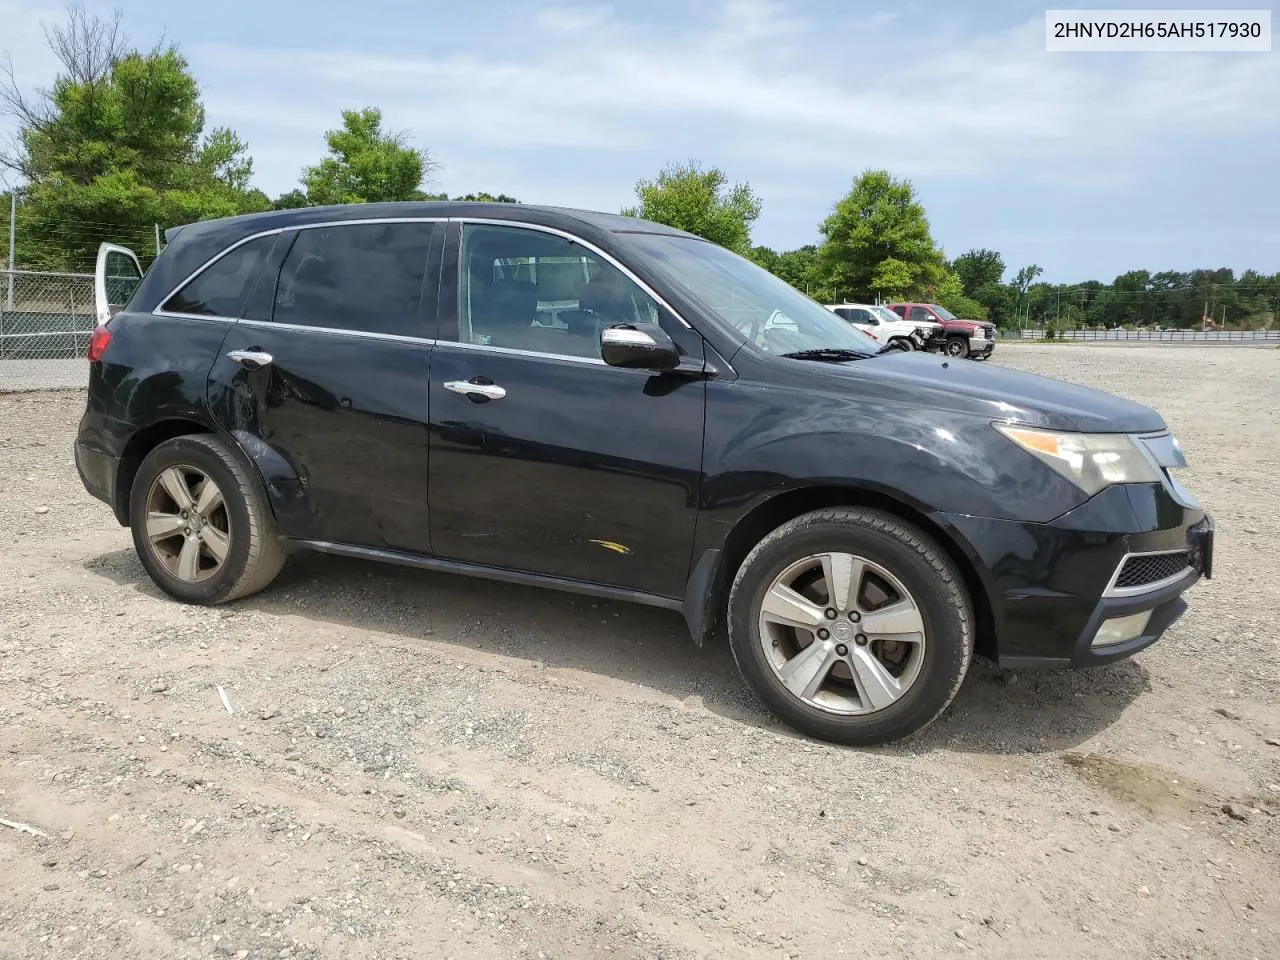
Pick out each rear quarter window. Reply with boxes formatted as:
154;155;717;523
160;235;277;318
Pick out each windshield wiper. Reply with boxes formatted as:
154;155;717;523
779;348;876;362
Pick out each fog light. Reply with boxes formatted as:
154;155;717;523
1091;610;1153;648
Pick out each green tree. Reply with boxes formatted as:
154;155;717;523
815;170;946;303
453;192;518;203
951;248;1005;295
300;107;438;206
0;6;268;270
1009;264;1043;326
930;271;988;319
272;189;309;210
623;161;760;254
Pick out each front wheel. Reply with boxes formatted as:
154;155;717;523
944;337;970;358
727;508;973;745
887;338;913;352
129;434;286;604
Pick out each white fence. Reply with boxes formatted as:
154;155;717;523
1018;328;1280;342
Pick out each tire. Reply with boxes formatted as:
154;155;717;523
727;508;973;745
129;433;286;604
887;338;913;352
945;337;969;358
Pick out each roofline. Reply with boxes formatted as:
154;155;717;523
167;202;702;242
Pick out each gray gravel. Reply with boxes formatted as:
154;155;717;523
1;344;1277;959
0;359;88;393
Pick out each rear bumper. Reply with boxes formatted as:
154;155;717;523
74;439;119;512
935;484;1211;668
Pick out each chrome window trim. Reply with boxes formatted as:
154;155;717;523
1102;549;1196;598
441;339;609;366
235;316;435;345
151;217;450;319
451;217;694;331
153;311;239;324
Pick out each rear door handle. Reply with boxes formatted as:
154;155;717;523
444;379;506;401
226;350;273;370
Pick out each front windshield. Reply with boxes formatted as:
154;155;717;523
871;306;901;324
629;235;880;356
933;305;957;321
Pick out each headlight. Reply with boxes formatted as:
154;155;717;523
971;329;985;339
994;425;1162;495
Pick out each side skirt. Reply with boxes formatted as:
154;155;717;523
291;539;684;613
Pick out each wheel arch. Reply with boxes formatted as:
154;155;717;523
113;418;213;525
687;484;998;660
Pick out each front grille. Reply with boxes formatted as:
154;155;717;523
982;324;996;337
1113;552;1190;590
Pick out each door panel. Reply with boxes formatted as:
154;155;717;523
209;325;434;551
95;243;144;324
205;220;442;553
427;347;705;597
427;221;706;598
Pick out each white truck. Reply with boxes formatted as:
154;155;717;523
825;303;943;352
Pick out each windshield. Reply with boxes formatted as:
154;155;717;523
629;235;880;357
933;305;957;321
871;306;902;324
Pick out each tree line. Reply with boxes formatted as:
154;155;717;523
2;7;1274;331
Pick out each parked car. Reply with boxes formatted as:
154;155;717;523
888;303;996;359
825;303;942;352
76;203;1212;745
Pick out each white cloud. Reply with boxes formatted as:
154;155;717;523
187;1;1279;186
3;0;1278;268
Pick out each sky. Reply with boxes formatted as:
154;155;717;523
2;0;1278;282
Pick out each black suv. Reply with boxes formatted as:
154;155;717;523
75;203;1213;744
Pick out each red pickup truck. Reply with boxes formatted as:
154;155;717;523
888;303;996;360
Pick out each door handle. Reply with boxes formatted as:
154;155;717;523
226;349;274;370
444;379;507;401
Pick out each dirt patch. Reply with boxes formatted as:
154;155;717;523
2;349;1278;959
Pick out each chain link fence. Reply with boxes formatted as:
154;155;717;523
1;269;98;391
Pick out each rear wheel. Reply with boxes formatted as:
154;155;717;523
944;337;969;358
727;508;973;745
129;434;285;604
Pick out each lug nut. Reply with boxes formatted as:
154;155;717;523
817;629;830;641
855;633;869;646
824;608;837;620
835;644;849;656
848;611;861;623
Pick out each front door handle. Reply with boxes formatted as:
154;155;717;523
444;379;507;401
226;349;274;370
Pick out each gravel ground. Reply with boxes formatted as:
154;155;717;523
0;359;88;393
1;344;1277;960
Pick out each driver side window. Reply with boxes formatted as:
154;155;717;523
460;224;660;360
908;307;934;324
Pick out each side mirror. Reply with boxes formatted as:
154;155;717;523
600;323;680;371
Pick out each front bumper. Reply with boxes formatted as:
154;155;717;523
935;483;1212;669
968;337;995;358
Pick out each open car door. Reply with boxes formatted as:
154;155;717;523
94;243;144;325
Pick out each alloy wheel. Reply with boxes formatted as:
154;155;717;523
144;465;230;582
757;552;926;715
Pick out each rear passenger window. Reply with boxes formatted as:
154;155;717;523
162;235;276;317
273;223;435;337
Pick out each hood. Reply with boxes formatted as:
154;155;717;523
807;352;1167;433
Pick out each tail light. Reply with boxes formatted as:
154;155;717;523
87;325;112;362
